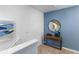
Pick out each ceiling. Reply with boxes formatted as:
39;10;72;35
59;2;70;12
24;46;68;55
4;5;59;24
31;5;75;13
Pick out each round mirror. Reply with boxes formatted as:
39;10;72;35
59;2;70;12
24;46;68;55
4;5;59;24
49;19;61;32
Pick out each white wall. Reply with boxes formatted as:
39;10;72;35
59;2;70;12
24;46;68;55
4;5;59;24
0;5;44;45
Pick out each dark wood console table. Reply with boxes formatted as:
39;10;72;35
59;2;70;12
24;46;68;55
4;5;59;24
43;34;62;50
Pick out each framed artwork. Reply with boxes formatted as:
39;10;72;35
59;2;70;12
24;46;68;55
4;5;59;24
0;21;15;37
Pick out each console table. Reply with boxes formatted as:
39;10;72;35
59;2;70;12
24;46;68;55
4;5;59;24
43;33;62;50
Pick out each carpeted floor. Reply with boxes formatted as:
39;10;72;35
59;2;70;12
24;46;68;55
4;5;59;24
38;45;76;54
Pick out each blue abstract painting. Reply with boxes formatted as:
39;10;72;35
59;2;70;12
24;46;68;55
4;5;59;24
0;21;15;37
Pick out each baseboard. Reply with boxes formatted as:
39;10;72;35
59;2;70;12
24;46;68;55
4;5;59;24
63;47;79;54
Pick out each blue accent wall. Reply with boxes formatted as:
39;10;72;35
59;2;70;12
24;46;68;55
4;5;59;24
44;6;79;51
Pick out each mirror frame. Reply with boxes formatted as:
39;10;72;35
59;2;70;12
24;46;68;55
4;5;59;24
48;19;61;32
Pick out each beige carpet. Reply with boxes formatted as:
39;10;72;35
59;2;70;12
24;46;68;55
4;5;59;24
38;45;76;54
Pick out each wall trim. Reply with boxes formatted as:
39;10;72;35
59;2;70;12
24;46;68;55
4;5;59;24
63;47;79;54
